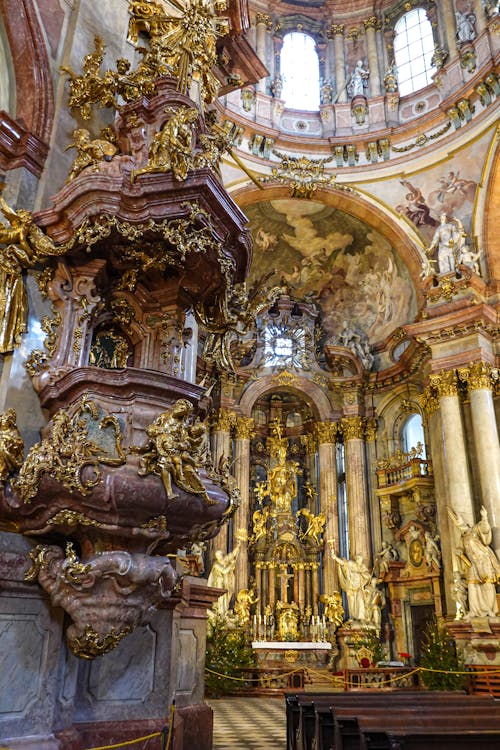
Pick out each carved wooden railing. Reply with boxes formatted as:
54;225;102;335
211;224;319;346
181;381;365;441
377;458;433;488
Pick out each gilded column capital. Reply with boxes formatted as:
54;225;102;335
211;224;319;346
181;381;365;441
314;420;338;444
429;370;458;398
363;16;381;31
419;386;440;416
341;416;366;441
213;408;236;432
255;12;272;29
458;361;499;391
235;416;255;440
365;418;377;442
327;23;345;38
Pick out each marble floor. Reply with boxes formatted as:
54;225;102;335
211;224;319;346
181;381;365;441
208;696;286;749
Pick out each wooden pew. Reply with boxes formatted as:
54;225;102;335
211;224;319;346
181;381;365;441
360;716;500;750
351;705;500;750
287;690;480;750
325;693;489;750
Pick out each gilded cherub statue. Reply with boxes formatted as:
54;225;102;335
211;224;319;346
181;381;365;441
135;399;216;505
234;588;258;627
320;592;344;628
0;191;63;352
0;409;24;483
298;508;326;545
65;128;118;182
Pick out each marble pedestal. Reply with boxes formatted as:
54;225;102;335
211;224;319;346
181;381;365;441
0;544;217;750
447;617;500;665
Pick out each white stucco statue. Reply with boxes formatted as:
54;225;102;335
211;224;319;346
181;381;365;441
331;550;372;621
426;211;462;275
348;60;370;98
455;7;477;43
448;505;500;617
207;542;241;615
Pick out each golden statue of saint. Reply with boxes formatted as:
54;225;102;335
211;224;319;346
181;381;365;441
0;195;36;353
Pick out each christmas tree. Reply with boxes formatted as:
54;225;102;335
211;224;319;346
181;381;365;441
420;616;465;690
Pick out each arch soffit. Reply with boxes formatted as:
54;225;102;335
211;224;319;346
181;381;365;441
483;128;500;287
0;0;54;171
238;374;334;422
232;184;425;299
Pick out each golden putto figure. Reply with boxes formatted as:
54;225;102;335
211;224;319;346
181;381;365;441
0;409;24;483
135;399;215;504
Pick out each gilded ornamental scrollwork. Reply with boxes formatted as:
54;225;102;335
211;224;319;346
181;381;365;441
419;385;440;416
213;408;237;432
264;151;336;199
12;398;126;503
364;418;377;442
63;1;228;120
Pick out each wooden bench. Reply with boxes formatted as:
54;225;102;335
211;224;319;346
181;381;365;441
466;664;500;697
286;690;494;750
349;704;500;750
360;715;500;750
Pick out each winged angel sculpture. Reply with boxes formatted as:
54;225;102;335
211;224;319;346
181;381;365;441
0;191;67;352
194;273;279;371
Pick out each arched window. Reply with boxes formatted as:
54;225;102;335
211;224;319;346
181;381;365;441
401;413;426;457
280;32;320;111
393;8;436;96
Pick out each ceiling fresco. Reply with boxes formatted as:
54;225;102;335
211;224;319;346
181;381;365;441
365;128;492;245
246;198;417;346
